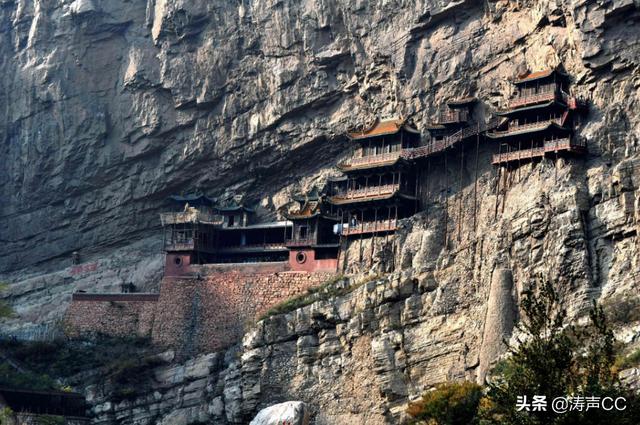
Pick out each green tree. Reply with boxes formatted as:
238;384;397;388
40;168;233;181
482;278;640;424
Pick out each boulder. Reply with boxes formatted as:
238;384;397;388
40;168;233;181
250;401;310;425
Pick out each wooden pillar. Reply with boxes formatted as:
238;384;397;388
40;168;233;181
458;142;464;242
370;207;378;266
473;123;480;232
358;210;364;263
444;151;449;249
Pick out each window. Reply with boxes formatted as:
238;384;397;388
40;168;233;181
295;252;307;264
299;226;309;239
228;215;235;226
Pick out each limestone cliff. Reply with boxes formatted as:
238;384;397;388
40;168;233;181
1;0;640;423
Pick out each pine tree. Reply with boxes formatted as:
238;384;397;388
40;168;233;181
481;278;639;424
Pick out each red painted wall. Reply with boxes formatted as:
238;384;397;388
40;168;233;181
164;252;192;276
288;249;338;272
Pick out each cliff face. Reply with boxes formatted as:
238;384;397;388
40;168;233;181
1;0;640;421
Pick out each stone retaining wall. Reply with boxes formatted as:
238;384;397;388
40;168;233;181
64;263;333;353
152;269;333;354
64;295;157;339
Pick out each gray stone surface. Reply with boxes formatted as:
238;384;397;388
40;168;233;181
1;0;640;424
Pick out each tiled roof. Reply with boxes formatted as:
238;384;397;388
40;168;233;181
447;97;477;107
514;69;568;85
347;118;419;140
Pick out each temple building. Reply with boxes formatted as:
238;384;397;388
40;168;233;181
328;118;421;239
160;194;219;273
487;68;588;165
404;97;491;161
160;195;291;275
284;187;340;271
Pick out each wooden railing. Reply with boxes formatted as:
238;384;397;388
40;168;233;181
338;151;402;169
488;118;563;138
285;238;316;247
491;138;585;164
165;240;195;251
509;90;556;109
332;183;400;201
402;118;502;161
218;243;287;251
506;117;562;132
160;211;223;226
342;219;398;236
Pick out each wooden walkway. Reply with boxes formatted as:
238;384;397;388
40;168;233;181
342;220;397;236
491;138;586;165
402;118;503;161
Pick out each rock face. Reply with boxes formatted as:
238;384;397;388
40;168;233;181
1;0;640;423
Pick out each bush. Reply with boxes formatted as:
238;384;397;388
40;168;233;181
258;274;351;320
0;362;59;391
483;278;640;424
108;356;163;401
34;416;64;425
615;347;640;370
407;381;483;425
0;283;14;319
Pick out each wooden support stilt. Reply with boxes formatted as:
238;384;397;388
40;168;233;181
555;147;558;183
336;209;343;273
458;142;464;242
358;210;364;264
415;167;420;213
473;125;480;232
427;159;431;206
494;165;501;221
444;152;449;249
501;166;507;215
370;207;378;266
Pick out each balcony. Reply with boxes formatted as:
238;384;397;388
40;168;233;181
402;122;487;160
338;151;402;171
330;184;400;204
165;240;195;251
217;243;287;252
509;90;556;109
507;117;562;132
435;109;469;125
342;219;398;236
285;238;316;247
160;211;224;226
491;138;586;165
489;118;563;138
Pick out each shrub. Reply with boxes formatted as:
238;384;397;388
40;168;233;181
614;347;640;370
407;381;483;425
0;336;154;379
0;283;14;319
35;416;64;425
0;407;14;424
258;274;350;320
108;356;163;401
483;278;640;424
0;362;59;391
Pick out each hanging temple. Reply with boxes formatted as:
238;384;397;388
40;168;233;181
160;67;589;275
64;68;590;353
